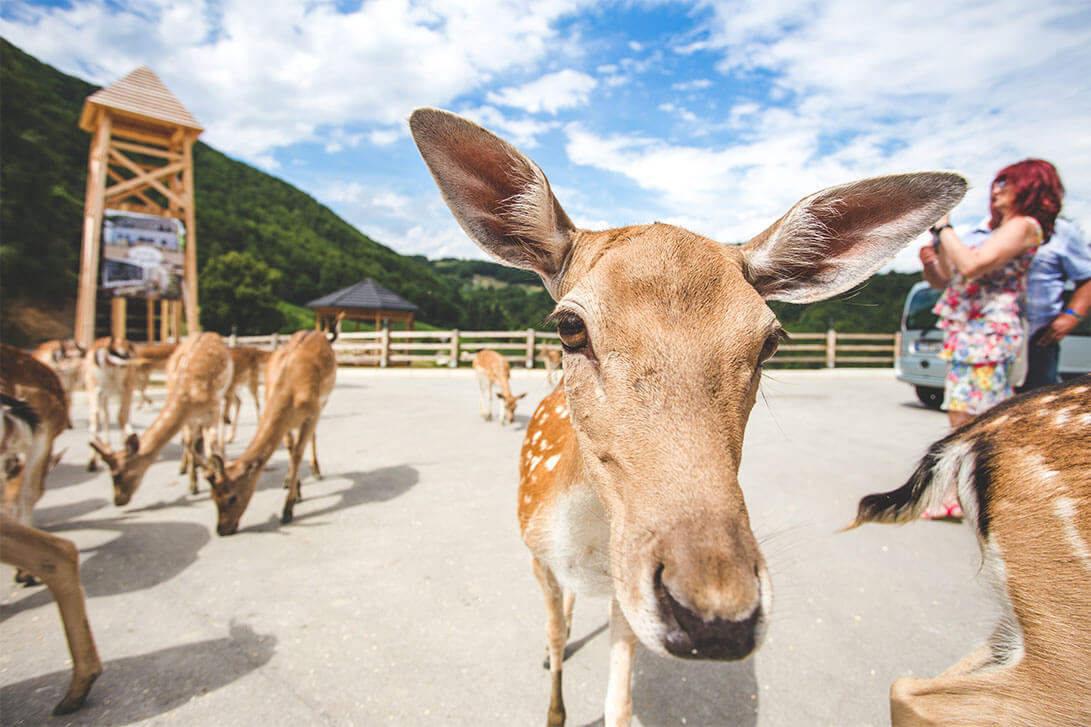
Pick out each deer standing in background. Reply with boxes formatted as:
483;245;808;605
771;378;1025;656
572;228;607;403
203;330;336;535
1;344;69;529
847;375;1091;727
83;337;139;471
131;342;179;408
223;346;272;443
540;347;562;385
472;349;525;424
410;107;967;726
90;332;233;504
31;338;85;422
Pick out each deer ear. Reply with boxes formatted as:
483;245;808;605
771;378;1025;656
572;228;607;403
740;172;967;303
410;108;576;298
89;438;117;467
125;433;139;456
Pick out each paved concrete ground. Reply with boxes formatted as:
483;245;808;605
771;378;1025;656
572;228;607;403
1;369;996;727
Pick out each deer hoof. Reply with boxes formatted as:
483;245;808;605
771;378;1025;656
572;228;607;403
87;459;99;472
281;506;294;525
14;568;40;587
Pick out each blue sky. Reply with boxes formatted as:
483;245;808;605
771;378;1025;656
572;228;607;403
3;0;1090;272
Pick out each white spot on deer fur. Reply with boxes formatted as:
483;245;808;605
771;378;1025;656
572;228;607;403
544;454;560;472
1040;395;1057;404
1053;406;1075;426
980;537;1026;668
530;455;543;470
532;430;542;444
1055;497;1091;573
554;405;568;418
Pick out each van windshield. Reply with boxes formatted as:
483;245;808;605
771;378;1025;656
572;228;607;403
906;287;941;331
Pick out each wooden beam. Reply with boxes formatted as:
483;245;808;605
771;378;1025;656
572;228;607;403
111;297;127;340
111;138;182;161
181;131;200;334
160;299;169;342
146;298;155;342
74;113;113;347
104;151;185;207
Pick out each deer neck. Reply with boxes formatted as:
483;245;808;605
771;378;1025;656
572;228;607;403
234;397;294;473
135;398;192;460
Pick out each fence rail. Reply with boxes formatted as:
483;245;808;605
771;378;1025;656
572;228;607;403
232;328;902;369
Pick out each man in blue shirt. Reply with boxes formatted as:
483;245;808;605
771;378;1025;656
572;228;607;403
1022;217;1091;389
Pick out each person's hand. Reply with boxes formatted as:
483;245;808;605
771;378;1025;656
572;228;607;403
1036;313;1079;346
919;245;938;266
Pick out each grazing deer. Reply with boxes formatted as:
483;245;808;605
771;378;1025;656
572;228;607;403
472;349;526;424
540;347;562;385
1;344;69;529
90;332;233;505
32;338;85;421
223;346;272;443
846;376;1091;727
131;342;179;408
0;512;102;716
84;337;139;471
203;330;336;535
410;107;967;726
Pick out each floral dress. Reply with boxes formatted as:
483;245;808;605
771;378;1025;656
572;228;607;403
933;218;1041;414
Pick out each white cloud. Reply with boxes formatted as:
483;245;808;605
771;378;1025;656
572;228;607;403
486;69;598;114
0;0;589;165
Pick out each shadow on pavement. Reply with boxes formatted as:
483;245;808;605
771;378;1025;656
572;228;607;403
1;518;210;620
0;622;275;726
632;649;759;727
236;464;419;535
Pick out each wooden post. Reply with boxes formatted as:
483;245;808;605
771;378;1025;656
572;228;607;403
111;297;127;340
380;328;391;368
893;332;902;367
449;329;460;368
74;113;112;348
826;328;837;368
180;131;200;334
172;300;183;342
526;328;536;369
160;299;169;341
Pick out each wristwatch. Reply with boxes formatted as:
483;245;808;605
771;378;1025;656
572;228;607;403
929;223;951;248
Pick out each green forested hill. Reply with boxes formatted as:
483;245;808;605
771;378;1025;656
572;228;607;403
0;38;919;345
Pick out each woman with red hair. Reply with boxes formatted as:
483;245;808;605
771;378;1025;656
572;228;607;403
918;159;1063;517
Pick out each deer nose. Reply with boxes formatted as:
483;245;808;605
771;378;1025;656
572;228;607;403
653;564;763;661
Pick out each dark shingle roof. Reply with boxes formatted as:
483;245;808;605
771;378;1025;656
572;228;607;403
305;279;419;313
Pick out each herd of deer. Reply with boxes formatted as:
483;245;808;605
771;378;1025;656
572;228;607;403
2;109;1087;725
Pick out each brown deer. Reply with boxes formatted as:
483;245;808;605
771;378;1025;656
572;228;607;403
90;332;233;504
410;107;967;726
1;344;69;529
203;330;336;535
131;341;179;408
223;345;272;443
31;338;85;421
846;375;1091;727
84;337;139;471
540;346;562;385
472;348;525;424
0;512;102;715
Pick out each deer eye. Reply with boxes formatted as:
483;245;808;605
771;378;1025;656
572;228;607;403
555;312;589;353
759;330;786;366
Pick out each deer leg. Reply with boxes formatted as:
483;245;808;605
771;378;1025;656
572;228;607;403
118;381;134;438
531;556;568;727
603;598;638;727
87;392;104;472
282;432;297;489
225;392;241;443
0;516;102;715
309;431;321;480
178;425;191;475
477;373;492;421
281;420;314;524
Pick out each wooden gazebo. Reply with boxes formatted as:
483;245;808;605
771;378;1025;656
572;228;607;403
306;279;420;332
74;66;203;346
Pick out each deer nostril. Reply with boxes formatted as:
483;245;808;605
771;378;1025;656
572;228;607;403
654;564;761;662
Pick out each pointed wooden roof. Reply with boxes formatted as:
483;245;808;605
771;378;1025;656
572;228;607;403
79;66;203;133
305;279;419;313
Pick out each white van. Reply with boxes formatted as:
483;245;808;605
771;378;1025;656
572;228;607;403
896;281;1091;409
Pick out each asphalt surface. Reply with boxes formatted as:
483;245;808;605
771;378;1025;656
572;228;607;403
1;369;995;727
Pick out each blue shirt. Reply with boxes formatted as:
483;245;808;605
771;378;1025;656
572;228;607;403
1025;218;1091;334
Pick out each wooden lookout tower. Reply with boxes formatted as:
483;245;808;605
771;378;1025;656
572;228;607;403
74;66;203;347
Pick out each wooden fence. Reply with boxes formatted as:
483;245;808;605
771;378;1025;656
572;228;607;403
232;329;902;369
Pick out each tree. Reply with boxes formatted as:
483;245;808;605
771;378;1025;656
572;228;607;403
199;251;284;335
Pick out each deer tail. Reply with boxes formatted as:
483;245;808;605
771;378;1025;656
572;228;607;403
841;438;956;531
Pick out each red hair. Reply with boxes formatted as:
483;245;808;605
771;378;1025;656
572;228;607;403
989;159;1064;241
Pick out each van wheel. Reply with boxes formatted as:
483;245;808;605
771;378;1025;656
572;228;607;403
915;386;943;410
